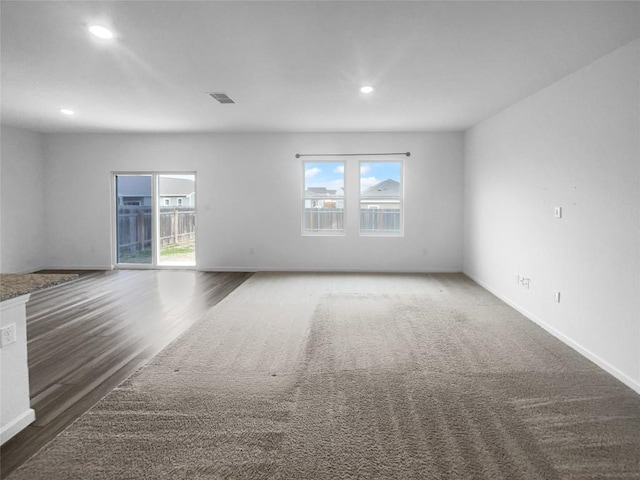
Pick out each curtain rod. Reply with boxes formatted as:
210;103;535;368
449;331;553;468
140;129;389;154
295;152;410;158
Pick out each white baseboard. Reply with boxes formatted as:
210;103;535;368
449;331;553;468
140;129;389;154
0;408;35;445
200;267;462;273
464;272;640;395
42;265;114;271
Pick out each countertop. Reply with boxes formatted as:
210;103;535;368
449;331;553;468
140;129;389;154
0;273;79;302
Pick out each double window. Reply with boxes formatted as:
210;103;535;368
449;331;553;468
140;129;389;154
302;160;403;236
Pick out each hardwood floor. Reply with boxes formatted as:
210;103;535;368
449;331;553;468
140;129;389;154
0;269;251;478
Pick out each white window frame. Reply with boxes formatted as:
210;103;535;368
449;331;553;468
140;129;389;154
302;160;346;236
359;159;404;236
163;198;170;206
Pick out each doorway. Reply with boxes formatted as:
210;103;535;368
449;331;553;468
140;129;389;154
114;173;196;268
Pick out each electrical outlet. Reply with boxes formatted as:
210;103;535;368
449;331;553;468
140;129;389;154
518;276;531;289
554;291;561;303
1;324;17;347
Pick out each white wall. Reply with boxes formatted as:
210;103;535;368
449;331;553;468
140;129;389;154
464;40;640;392
0;126;46;273
42;132;464;272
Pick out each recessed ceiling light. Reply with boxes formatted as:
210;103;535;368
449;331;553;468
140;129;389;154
60;109;75;115
360;85;374;94
89;25;114;40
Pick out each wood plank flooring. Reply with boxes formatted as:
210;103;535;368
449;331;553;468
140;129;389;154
0;269;251;478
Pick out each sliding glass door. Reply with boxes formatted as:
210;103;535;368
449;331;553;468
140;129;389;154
114;173;196;268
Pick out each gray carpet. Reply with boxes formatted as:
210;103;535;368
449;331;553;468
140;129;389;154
9;273;640;479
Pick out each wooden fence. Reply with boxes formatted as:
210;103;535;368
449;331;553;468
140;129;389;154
303;208;344;232
303;208;401;233
117;207;196;254
117;207;397;254
360;208;401;233
159;209;196;246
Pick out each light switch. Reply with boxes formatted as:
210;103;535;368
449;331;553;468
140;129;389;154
554;207;562;218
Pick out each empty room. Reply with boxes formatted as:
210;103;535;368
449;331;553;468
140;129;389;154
1;1;639;478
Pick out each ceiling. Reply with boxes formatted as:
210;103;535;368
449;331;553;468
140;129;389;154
1;1;638;133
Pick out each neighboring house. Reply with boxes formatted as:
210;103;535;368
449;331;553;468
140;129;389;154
304;187;344;209
304;181;400;210
158;177;196;207
116;176;152;207
116;176;195;208
360;179;400;210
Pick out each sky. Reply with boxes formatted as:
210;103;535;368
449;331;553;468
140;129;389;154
304;161;401;192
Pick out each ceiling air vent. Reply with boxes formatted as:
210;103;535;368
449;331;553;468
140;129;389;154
208;92;235;104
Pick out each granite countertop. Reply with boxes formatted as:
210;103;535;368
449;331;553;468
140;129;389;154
0;273;79;302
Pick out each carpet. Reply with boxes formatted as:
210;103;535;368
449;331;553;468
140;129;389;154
8;273;640;479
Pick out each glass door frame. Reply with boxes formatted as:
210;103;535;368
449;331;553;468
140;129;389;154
111;171;197;270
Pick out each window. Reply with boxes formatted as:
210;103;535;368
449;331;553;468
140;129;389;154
360;161;403;235
303;161;345;235
177;198;183;206
163;198;170;206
